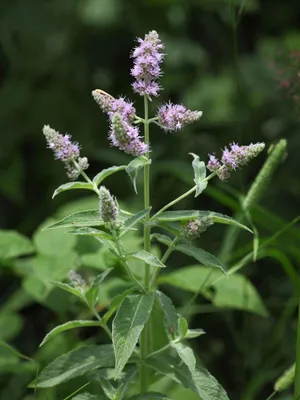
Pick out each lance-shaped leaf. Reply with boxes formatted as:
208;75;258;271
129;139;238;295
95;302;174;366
40;320;102;347
190;153;208;197
175;244;226;272
66;227;113;240
154;210;252;233
119;208;151;237
127;251;165;268
52;182;94;199
103;287;138;324
145;351;230;400
33;344;114;387
51;282;86;303
112;293;154;377
156;291;179;340
93;165;126;187
126;156;150;194
43;209;129;231
151;233;173;247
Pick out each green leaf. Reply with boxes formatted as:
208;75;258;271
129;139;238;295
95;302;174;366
129;393;171;400
51;282;86;303
66;227;113;240
85;269;113;307
34;344;114;387
159;266;268;316
148;295;169;352
189;153;208;197
151;233;173;247
43;209;128;231
156;291;179;340
112;293;154;377
71;393;100;400
98;376;116;399
33;220;76;257
93;165;126;187
102;287;138;324
185;329;206;339
178;317;189;339
126;156;150;193
172;342;196;374
274;363;295;392
154;210;252;233
52;182;94;199
145;351;230;400
0;230;34;260
127;251;165;268
175;244;226;272
119;208;151;237
40;320;102;347
116;365;138;400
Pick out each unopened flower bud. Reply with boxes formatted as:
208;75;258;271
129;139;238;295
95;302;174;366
184;217;214;240
65;163;80;180
99;186;119;223
68;270;86;289
78;157;89;171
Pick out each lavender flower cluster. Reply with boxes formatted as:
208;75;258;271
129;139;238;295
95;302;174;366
207;142;265;180
184;216;214;240
92;30;202;157
43;125;89;180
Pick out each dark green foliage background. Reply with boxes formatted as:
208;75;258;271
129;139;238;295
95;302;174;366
1;0;300;399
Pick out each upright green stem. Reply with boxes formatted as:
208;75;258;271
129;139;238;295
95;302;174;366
295;299;300;399
140;95;151;393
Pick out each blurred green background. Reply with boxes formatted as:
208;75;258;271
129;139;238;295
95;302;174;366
1;0;300;399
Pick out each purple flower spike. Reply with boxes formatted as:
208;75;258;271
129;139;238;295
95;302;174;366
157;103;202;132
43;125;80;162
206;142;265;181
92;90;136;122
109;113;148;157
43;125;89;180
131;30;164;97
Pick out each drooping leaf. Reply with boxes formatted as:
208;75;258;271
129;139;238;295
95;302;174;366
175;244;226;272
93;165;126;187
40;321;102;347
102;287;138;324
112;293;154;377
172;342;196;374
159;266;268;316
129;393;171;400
119;208;151;237
127;251;165;268
34;344;114;388
154;210;252;233
145;351;230;400
85;269;113;308
151;233;173;247
52;182;94;199
156;291;179;340
148;295;169;352
189;153;208;197
126;156;150;193
0;230;34;260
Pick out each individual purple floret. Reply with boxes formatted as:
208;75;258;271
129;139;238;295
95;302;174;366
92;90;136;122
157;103;203;132
207;154;222;172
43;125;80;162
43;125;89;180
206;142;265;181
109;113;148;156
131;30;164;97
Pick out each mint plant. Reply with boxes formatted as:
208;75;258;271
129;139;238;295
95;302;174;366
37;31;265;399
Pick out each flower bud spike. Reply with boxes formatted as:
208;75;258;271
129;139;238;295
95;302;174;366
99;186;119;223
